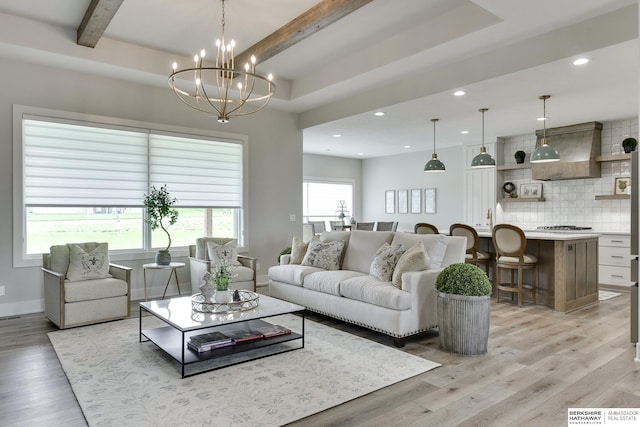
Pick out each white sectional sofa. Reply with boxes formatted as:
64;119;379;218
268;230;466;346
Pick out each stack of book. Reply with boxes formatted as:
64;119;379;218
187;324;292;353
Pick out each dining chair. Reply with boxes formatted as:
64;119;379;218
492;224;538;307
354;222;375;230
414;223;439;234
329;221;345;231
375;221;398;231
308;221;326;234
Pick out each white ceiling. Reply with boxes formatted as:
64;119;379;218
0;0;637;158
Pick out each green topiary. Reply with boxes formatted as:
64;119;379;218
435;263;492;296
278;247;292;262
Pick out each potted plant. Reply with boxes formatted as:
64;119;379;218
212;259;236;303
622;137;637;153
435;263;492;355
144;185;179;265
514;150;526;164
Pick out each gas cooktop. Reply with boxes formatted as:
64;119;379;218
537;225;592;231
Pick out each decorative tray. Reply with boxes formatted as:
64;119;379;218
191;290;259;314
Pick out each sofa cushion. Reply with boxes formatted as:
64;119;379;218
301;240;345;270
290;236;310;264
66;243;110;282
342;231;394;274
369;243;405;281
303;270;365;295
390;233;448;269
268;264;324;286
206;240;242;266
392;241;429;288
64;277;128;303
340;276;411;310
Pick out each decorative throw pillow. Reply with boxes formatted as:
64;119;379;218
301;240;345;270
206;240;241;266
392;242;429;288
66;243;110;282
427;234;448;269
290;236;310;264
369;243;405;281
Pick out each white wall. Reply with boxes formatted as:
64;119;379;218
361;145;465;232
303;154;362;219
0;57;302;316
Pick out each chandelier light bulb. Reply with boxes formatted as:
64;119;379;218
200;49;206;58
237;82;243;90
244;63;250;71
196;78;201;85
251;55;256;64
172;62;177;70
193;54;199;62
268;73;273;81
216;39;221;47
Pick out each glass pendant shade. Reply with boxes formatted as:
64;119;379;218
424;118;445;172
471;108;495;168
531;95;560;163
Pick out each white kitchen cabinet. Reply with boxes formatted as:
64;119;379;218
598;234;632;286
464;143;496;227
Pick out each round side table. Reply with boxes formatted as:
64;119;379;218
142;262;186;300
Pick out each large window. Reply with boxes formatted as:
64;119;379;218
14;106;247;265
303;179;353;227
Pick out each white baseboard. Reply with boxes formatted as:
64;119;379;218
0;298;44;317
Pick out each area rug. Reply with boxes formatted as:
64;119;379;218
599;290;622;301
49;315;439;427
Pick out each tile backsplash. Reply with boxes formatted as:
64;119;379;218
498;119;637;232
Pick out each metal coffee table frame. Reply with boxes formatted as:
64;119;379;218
139;295;305;378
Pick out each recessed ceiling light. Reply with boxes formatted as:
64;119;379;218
358;152;364;156
460;130;469;134
403;145;411;149
454;90;466;96
573;58;589;66
374;112;385;116
332;134;342;138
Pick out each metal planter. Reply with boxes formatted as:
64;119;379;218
437;292;490;355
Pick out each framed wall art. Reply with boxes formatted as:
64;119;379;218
614;176;631;195
385;190;395;213
410;188;422;214
519;183;542;199
425;188;436;213
397;190;408;214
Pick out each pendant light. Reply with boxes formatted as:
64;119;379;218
530;95;560;163
471;108;496;168
424;118;445;172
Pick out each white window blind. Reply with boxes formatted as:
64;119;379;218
23;118;243;208
23;119;148;207
303;181;353;219
150;133;243;208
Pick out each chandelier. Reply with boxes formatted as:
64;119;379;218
470;108;496;168
168;0;275;123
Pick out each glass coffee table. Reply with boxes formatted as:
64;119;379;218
139;294;305;378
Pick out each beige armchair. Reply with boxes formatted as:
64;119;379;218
189;237;257;293
42;242;131;329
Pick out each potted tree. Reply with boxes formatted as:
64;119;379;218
435;263;492;355
144;185;179;265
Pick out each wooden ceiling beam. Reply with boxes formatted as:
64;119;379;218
77;0;124;48
235;0;373;67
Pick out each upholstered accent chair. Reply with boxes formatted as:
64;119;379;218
415;223;439;234
189;237;257;293
42;242;131;329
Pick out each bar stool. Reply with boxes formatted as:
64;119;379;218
415;223;439;234
449;223;491;280
492;224;538;307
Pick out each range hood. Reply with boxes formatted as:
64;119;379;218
531;121;602;181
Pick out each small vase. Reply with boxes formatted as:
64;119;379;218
215;290;232;303
156;250;171;265
199;281;216;302
514;151;526;164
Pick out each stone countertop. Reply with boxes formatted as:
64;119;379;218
477;230;601;241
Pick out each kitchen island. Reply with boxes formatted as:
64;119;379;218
477;231;600;312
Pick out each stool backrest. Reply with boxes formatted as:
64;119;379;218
449;223;478;253
492;224;526;256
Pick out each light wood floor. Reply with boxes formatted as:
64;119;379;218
1;291;638;427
